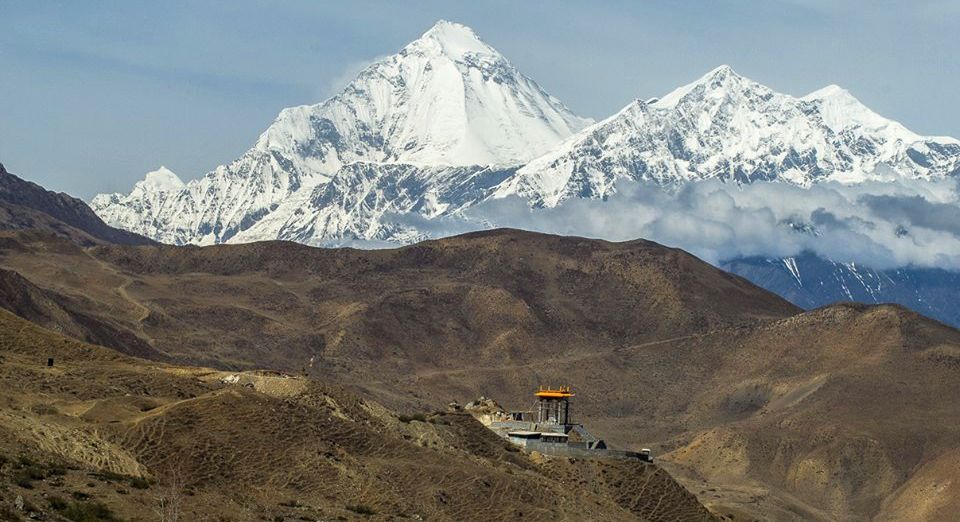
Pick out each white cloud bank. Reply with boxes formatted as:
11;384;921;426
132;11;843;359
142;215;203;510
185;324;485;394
381;178;960;270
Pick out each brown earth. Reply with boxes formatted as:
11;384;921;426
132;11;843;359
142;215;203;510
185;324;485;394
0;307;715;521
0;184;958;520
0;227;796;373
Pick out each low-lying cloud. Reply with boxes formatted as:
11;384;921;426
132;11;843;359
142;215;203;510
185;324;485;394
382;177;960;270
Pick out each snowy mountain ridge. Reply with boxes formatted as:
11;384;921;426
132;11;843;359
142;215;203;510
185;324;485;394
91;23;960;246
91;20;590;245
497;65;960;207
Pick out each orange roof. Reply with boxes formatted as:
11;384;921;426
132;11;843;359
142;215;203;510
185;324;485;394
535;385;574;398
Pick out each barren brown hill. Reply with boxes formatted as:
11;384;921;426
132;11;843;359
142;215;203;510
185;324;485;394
0;307;715;521
564;303;960;521
377;300;960;520
1;227;959;520
0;227;797;372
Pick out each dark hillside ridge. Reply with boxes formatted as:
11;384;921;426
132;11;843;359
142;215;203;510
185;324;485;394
0;162;154;245
0;228;799;372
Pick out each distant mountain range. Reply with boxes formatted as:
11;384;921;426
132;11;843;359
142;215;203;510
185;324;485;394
723;253;960;328
89;20;960;326
499;66;960;205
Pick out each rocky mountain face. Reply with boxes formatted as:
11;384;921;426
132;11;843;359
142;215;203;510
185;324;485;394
229;162;518;244
723;253;960;328
91;20;590;245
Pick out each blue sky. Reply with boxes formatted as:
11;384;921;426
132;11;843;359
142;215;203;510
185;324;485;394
1;0;958;199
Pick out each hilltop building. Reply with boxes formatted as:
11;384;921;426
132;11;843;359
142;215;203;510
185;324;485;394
471;385;651;462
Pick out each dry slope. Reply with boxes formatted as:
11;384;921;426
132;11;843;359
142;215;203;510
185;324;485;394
0;227;797;372
0;307;716;521
2;226;959;520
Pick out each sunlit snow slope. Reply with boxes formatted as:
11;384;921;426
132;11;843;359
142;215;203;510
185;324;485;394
93;30;960;246
91;20;590;245
497;65;960;207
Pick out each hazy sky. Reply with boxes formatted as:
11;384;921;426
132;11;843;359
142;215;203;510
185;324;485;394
1;0;958;199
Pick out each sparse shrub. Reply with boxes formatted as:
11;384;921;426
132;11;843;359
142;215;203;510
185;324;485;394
129;476;150;489
71;491;91;500
91;471;125;482
398;412;427;423
13;465;46;488
10;457;67;488
20;498;39;512
30;403;57;415
346;504;375;516
0;505;21;521
154;462;186;522
60;500;118;521
49;496;69;510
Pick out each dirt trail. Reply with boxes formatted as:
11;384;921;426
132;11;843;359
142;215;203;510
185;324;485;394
83;248;155;342
409;333;713;382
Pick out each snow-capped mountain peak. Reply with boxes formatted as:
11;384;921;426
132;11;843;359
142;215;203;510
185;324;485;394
92;20;592;245
653;64;756;108
801;84;918;142
253;18;591;169
803;83;852;100
497;65;960;206
138;166;185;192
411;20;496;60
